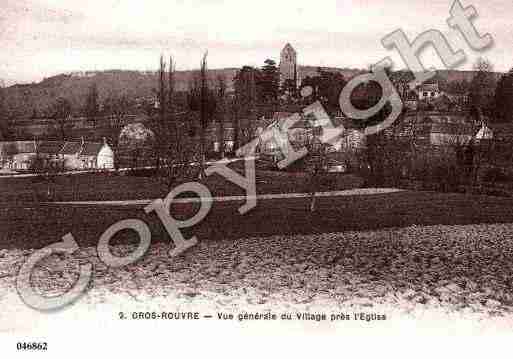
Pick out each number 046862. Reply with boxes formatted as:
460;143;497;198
17;342;48;351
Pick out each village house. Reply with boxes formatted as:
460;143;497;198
36;140;65;168
475;122;494;141
243;109;501;175
416;82;443;101
244;111;366;172
389;112;477;155
204;121;236;154
0;141;37;170
0;138;114;172
58;138;115;170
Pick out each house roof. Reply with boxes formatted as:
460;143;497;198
81;142;104;156
0;141;36;155
418;83;440;92
0;139;106;157
254;117;276;130
259;113;351;135
0;142;16;156
272;112;295;121
405;90;418;101
37;141;64;154
430;122;473;135
58;141;105;156
59;142;82;155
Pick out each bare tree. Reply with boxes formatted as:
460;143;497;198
234;66;258;150
85;82;99;126
216;75;227;158
159;55;198;188
199;52;209;179
307;144;329;212
150;54;167;171
304;123;330;212
408;109;422;177
0;80;9;139
186;52;216;178
474;57;494;73
103;94;130;149
231;96;241;154
30;144;65;201
168;55;178;148
52;98;73;140
470;57;496;120
471;114;494;188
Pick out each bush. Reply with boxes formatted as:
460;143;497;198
483;167;510;183
127;168;158;177
483;188;510;197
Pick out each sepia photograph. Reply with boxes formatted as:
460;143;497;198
1;0;513;357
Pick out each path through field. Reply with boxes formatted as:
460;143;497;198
49;188;404;206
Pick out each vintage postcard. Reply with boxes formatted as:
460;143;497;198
1;0;512;357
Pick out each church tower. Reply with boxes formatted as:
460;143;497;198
279;43;298;87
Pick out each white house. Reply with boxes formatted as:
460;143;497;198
61;138;114;170
475;123;494;141
96;140;115;169
0;138;115;172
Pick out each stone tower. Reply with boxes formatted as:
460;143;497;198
279;43;298;87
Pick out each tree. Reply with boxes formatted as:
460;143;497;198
258;59;280;103
85;83;99;126
234;66;260;114
300;75;321;102
494;68;513;122
234;65;259;149
229;95;240;154
118;123;155;169
30;145;65;201
357;94;397;184
52;97;73;140
445;79;471;95
300;69;346;114
216;75;227;158
154;56;202;188
103;94;131;150
349;68;393;132
0;81;9;140
306;134;329;212
469;57;496;120
168;55;178;147
153;54;168;171
187;53;217;178
281;78;299;102
199;52;208;178
317;69;346;114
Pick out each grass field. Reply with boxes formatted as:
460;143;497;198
3;169;513;322
2;190;513;250
0;165;363;203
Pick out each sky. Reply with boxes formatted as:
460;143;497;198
1;0;512;85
